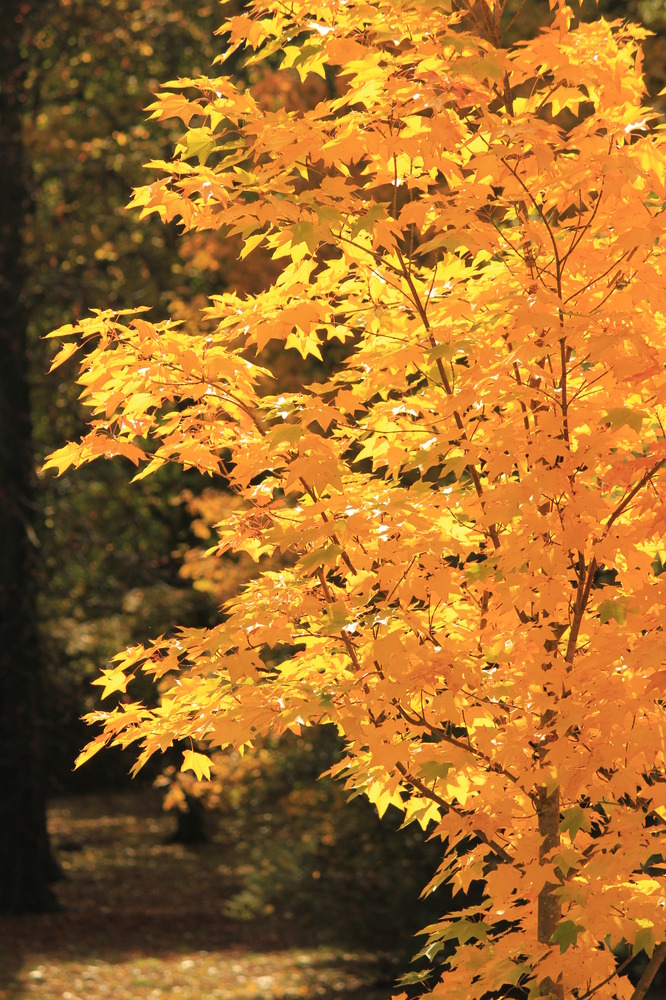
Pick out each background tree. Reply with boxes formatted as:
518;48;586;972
0;0;57;914
0;0;224;911
26;0;224;790
22;0;231;789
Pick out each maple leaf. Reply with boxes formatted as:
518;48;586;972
181;750;213;782
91;668;130;700
551;919;585;954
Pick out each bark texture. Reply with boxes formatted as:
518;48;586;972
537;783;564;999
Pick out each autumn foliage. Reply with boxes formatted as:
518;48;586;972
46;0;666;996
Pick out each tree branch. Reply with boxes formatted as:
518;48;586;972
604;460;666;535
630;942;666;1000
394;761;514;864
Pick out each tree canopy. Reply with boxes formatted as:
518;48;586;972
47;0;666;996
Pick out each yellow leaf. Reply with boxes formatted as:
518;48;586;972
48;340;80;372
92;668;129;700
182;750;213;781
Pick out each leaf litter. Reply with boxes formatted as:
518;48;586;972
0;790;391;1000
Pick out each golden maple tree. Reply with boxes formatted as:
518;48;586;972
46;0;666;996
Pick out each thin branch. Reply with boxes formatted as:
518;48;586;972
394;247;501;550
577;951;636;1000
487;212;557;286
386;554;418;604
503;0;529;35
500;156;561;273
299;477;358;576
563;249;633;307
393;701;528;794
395;761;515;864
604;460;666;535
630;942;666;1000
564;556;597;664
559;336;570;446
560;182;605;270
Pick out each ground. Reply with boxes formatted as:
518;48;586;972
0;790;393;1000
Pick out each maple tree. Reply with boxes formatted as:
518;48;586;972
46;0;666;995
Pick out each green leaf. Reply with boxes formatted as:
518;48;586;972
290;221;319;252
177;126;216;165
560;805;590;841
418;761;453;782
453;919;489;945
299;544;342;572
398;969;434;987
350;204;387;239
322;600;350;634
604;407;649;433
416;233;469;257
551;919;584;953
270;422;303;446
464;559;493;583
552;846;581;877
455;52;504;82
427;339;473;364
634;925;655;958
598;598;628;625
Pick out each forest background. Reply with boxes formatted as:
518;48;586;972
2;0;666;998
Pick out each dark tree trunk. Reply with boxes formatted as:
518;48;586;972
0;0;59;913
168;795;208;846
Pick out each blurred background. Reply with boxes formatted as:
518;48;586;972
1;1;665;998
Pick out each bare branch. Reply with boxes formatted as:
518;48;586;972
630;943;666;1000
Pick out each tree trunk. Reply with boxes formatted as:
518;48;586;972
537;783;563;999
0;0;59;914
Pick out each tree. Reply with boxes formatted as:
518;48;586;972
47;0;666;995
0;0;227;911
15;0;230;800
0;0;59;913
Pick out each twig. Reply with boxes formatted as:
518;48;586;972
394;761;514;864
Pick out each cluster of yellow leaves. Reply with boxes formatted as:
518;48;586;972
47;0;666;997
